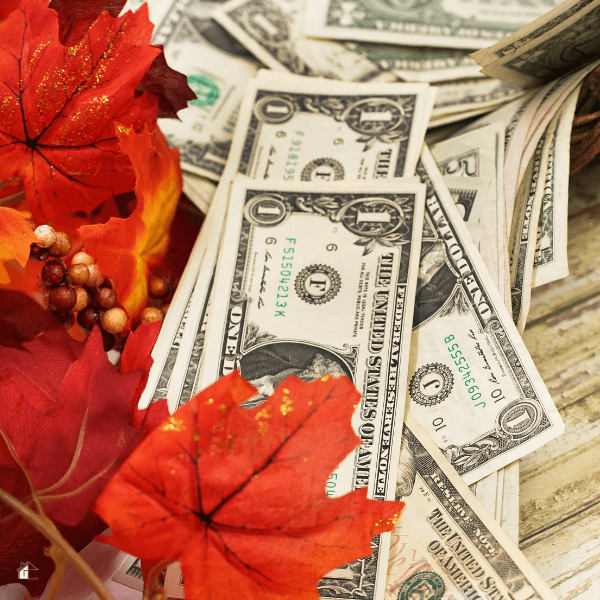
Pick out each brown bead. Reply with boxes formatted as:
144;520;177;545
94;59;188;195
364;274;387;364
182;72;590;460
72;287;90;312
102;307;127;334
49;231;72;257
68;263;90;286
94;287;116;310
34;225;56;248
71;251;95;266
141;307;163;324
161;303;170;316
77;306;100;330
48;285;77;312
86;264;105;289
41;260;66;286
30;244;50;261
148;276;169;299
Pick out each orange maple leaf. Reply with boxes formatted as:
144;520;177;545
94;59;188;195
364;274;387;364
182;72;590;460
78;124;182;328
0;207;36;285
94;372;404;600
0;0;160;222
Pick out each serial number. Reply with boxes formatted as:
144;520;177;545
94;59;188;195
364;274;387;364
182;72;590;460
445;334;485;408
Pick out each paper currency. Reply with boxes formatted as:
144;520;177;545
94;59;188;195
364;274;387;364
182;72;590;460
163;72;437;411
430;79;525;126
444;175;491;247
303;0;563;51
408;148;564;484
137;234;203;409
473;0;600;86
153;0;260;180
508;133;548;334
531;88;579;288
386;414;556;600
112;555;145;592
182;171;217;213
212;0;385;81
344;42;482;83
429;124;507;305
200;177;426;600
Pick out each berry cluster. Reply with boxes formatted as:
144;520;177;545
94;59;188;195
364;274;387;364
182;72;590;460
29;223;170;347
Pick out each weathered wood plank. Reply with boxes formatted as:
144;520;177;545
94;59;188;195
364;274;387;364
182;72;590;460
519;389;600;541
523;293;600;413
522;502;600;600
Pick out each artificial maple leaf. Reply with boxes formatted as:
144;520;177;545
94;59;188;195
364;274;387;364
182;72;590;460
0;0;20;20
136;48;197;119
0;290;61;348
49;0;128;45
78;123;182;328
49;0;195;118
0;323;167;536
0;0;161;223
0;206;36;285
94;372;404;600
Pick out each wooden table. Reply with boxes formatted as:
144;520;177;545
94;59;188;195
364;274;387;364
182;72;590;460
519;154;600;599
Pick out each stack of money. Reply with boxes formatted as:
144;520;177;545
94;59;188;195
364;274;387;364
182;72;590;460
118;0;600;598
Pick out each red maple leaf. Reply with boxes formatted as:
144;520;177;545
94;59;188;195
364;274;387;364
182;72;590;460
0;0;160;223
49;0;195;118
0;323;168;537
94;372;404;599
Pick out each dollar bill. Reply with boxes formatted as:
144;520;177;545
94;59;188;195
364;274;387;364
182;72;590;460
386;414;556;600
182;171;217;213
517;64;599;196
165;72;436;414
112;555;145;592
430;79;525;125
212;0;386;81
531;88;579;287
508;133;548;333
303;0;563;51
200;177;426;600
344;42;482;83
152;0;260;180
429;124;508;307
137;235;203;409
408;148;564;484
500;461;520;544
444;176;491;248
473;0;600;86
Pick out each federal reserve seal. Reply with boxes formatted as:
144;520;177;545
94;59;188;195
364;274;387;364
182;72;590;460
410;363;454;406
295;265;341;305
398;571;445;600
301;158;345;182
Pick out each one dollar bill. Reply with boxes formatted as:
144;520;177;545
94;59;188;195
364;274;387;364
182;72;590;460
303;0;563;51
200;176;425;600
386;414;557;600
407;148;564;484
162;71;436;412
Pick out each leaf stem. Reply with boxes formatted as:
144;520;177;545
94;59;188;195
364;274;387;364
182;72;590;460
0;487;116;600
143;559;174;600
